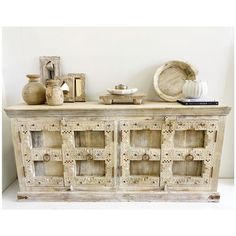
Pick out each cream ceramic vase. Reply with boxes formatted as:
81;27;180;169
22;74;46;105
182;80;208;99
46;79;64;106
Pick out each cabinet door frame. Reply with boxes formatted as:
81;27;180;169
160;116;218;190
119;118;163;189
17;118;64;187
61;118;115;189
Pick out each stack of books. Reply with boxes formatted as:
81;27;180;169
177;99;219;105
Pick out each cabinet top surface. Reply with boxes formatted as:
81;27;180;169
4;101;231;117
5;101;230;110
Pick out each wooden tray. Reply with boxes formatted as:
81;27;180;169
153;61;197;102
99;94;146;105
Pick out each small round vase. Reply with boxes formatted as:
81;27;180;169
22;74;46;105
182;80;208;99
46;79;64;106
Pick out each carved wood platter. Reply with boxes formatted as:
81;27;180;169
153;61;198;102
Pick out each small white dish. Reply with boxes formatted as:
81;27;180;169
107;88;138;95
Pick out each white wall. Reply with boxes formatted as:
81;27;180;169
2;27;234;188
2;80;17;191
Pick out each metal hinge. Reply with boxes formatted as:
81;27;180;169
214;131;218;142
112;132;114;142
118;131;122;143
18;131;21;143
118;166;122;177
112;166;122;177
23;166;26;177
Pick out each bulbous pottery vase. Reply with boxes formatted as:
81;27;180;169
22;74;46;105
182;80;208;99
46;79;64;106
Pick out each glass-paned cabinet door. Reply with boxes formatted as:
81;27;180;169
160;117;218;190
61;118;115;189
119;119;163;189
17;118;64;187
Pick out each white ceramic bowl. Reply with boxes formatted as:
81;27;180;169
107;88;138;95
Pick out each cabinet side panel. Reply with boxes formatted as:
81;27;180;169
10;119;26;191
211;116;226;191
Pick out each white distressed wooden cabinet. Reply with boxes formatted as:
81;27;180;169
5;102;231;202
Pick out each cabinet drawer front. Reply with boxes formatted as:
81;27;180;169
160;117;218;189
61;119;115;189
17;118;64;187
120;119;163;189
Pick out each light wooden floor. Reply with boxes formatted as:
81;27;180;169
2;179;234;209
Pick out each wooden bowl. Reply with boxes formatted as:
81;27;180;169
153;61;198;102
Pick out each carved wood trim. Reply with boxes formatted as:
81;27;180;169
61;119;115;188
120;119;163;187
14;115;221;192
160;117;219;188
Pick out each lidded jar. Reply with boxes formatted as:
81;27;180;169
182;80;208;99
22;74;46;105
46;79;64;106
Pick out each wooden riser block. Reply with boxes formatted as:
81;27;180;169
99;94;146;105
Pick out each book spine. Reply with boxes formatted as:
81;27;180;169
185;102;218;105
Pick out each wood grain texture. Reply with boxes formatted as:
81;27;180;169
17;191;220;202
100;94;146;104
4;101;231;117
34;161;64;177
153;61;197;102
